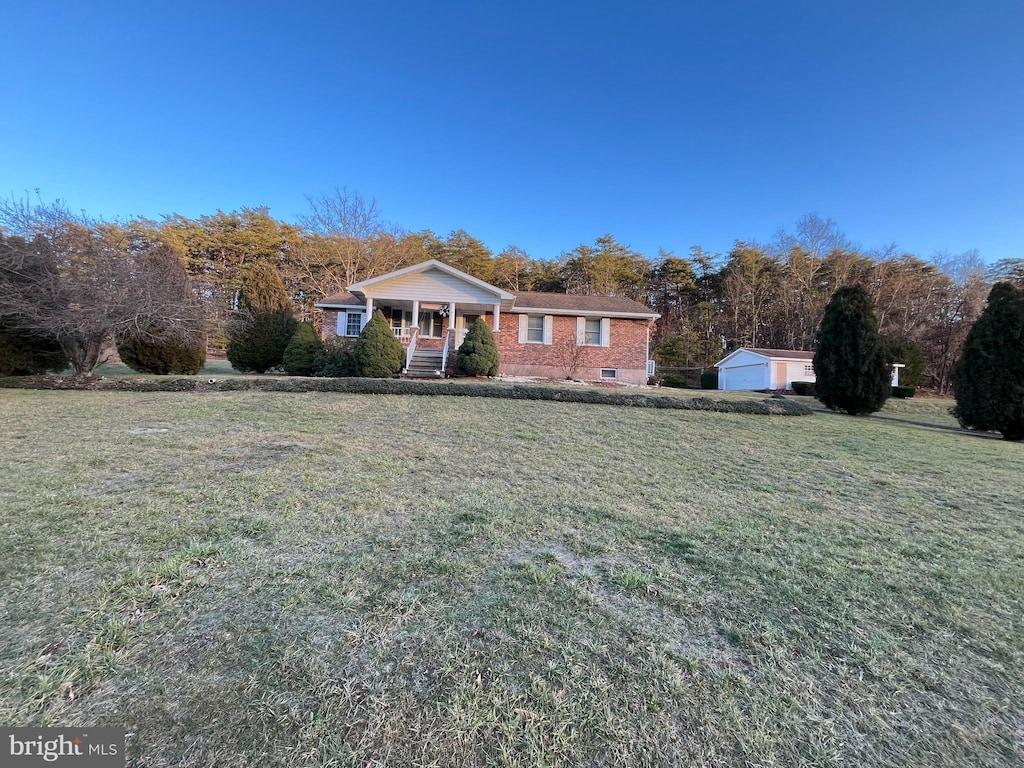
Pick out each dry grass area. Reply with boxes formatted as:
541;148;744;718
0;390;1021;767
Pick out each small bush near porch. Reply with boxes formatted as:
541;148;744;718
352;309;404;377
456;317;500;376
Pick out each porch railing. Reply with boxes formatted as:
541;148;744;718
404;327;419;372
440;329;452;374
393;326;413;341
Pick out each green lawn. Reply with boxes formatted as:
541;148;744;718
0;391;1021;767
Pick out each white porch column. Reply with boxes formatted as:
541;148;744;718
363;296;374;328
492;304;500;332
449;302;457;336
412;299;420;332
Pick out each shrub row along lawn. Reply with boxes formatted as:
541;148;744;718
0;374;813;416
0;391;1021;767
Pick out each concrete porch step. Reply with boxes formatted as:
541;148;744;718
404;349;445;378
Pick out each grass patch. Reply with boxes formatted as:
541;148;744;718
0;390;1020;767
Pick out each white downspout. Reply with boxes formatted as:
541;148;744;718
646;319;653;379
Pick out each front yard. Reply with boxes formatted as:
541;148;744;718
0;391;1020;766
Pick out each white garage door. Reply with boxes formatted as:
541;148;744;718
722;363;767;390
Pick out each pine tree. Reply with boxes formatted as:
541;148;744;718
352;310;404;377
282;322;324;376
952;282;1024;440
227;263;297;373
813;285;891;415
456;318;500;376
117;324;206;375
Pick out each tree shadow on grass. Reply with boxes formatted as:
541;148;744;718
823;409;1006;441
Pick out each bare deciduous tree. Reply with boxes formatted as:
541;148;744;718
0;195;206;376
773;212;855;258
554;333;589;380
294;187;410;290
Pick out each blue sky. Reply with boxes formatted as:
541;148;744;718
2;1;1021;265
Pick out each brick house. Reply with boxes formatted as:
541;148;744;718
315;260;659;384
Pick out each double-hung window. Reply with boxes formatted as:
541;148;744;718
578;316;608;346
346;311;363;337
527;315;544;343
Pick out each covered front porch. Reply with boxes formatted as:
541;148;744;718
366;299;502;351
368;299;500;378
315;259;517;376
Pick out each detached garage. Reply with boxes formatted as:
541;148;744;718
715;348;816;391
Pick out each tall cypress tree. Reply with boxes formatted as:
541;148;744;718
227;263;297;373
813;285;891;415
237;262;293;313
952;282;1024;440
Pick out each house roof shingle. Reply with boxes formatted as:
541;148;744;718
318;288;659;318
744;348;815;360
317;291;361;306
511;291;658;316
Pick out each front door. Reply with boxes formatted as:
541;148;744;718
458;314;480;341
418;310;444;339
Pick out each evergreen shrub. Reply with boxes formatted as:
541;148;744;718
813;285;891;415
885;339;926;388
353;310;404;378
791;381;816;396
659;374;688;389
117;325;206;375
0;327;68;375
282;322;324;376
314;339;358;377
952;282;1024;440
227;310;299;373
456;318;500;376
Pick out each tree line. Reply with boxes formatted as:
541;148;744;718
2;190;1021;391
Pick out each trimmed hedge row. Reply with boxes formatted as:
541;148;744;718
659;374;689;389
0;375;813;416
791;380;914;399
791;381;816;396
